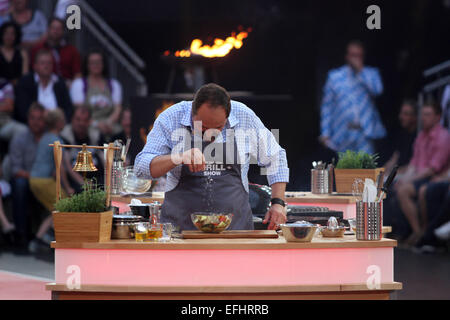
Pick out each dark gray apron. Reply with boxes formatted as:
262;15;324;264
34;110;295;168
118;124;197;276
161;133;253;231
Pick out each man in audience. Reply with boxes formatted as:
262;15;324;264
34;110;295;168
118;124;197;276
60;105;105;192
14;49;73;123
8;103;46;251
415;168;450;253
383;100;418;176
0;77;26;142
31;17;81;82
396;101;450;246
319;40;386;154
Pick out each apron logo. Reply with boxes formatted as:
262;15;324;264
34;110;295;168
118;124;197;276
204;162;227;176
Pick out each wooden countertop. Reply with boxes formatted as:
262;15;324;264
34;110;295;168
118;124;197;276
46;282;402;293
51;235;396;250
112;192;361;205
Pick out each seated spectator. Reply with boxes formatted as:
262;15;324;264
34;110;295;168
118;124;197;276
0;177;14;243
29;108;73;253
0;77;26;141
3;0;47;50
0;21;28;84
6;102;45;251
0;0;9;26
14;49;73;123
414;169;450;253
70;50;123;138
396;101;450;246
31;17;81;83
60;105;105;193
383;100;417;176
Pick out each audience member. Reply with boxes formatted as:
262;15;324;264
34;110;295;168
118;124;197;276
0;180;14;242
396;101;450;246
3;0;47;50
14;48;73;123
54;0;78;20
70;50;123;137
60;105;105;193
29;108;73;253
383;100;418;176
8;102;45;250
414;168;450;253
31;17;81;82
0;21;28;83
0;77;26;141
0;0;10;26
319;40;386;154
441;84;449;131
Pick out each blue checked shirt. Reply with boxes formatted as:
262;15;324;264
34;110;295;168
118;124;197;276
134;100;290;193
320;65;386;154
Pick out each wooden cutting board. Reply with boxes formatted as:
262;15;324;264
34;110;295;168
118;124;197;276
182;230;279;239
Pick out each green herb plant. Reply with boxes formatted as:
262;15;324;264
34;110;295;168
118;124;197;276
335;150;379;169
54;180;107;213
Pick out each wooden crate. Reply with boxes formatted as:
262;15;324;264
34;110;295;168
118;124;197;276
52;211;113;242
334;168;384;193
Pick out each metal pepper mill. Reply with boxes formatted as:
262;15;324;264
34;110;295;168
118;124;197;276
111;140;124;195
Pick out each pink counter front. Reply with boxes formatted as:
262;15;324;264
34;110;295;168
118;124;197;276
46;236;402;300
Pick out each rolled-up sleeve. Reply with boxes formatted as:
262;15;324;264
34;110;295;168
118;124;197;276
134;115;173;180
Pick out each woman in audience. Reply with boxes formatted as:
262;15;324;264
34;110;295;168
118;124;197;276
4;0;47;50
0;21;28;84
28;108;73;253
70;50;123;138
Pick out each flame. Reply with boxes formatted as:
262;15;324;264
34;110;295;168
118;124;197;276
172;28;251;58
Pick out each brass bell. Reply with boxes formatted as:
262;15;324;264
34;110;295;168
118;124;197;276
73;144;98;172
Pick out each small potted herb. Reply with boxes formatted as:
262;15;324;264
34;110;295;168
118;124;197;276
334;150;384;193
52;182;113;242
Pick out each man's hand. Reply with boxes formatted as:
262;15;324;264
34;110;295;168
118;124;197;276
263;204;287;230
174;148;206;172
318;135;330;148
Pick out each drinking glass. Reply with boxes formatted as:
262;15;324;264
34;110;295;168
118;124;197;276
146;223;163;241
160;223;174;242
134;222;149;242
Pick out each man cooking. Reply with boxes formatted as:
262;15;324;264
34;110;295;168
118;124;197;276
135;83;289;231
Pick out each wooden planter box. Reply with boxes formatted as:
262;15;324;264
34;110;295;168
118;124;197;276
334;168;384;193
52;211;113;242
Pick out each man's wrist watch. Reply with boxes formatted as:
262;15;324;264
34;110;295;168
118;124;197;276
270;198;286;207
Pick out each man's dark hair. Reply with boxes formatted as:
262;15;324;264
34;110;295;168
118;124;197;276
82;49;110;78
0;21;22;47
402;99;418;115
34;48;53;63
48;17;66;28
347;39;365;51
423;99;442;116
28;102;45;116
73;105;92;119
192;83;231;117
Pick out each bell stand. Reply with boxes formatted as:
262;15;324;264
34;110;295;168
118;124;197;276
49;141;121;208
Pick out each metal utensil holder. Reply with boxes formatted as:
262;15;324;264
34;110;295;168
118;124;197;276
311;169;330;194
356;201;383;241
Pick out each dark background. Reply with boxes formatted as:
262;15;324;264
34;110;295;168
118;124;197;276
89;0;450;190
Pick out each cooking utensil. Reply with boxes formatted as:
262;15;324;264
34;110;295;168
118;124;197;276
279;221;318;242
191;213;233;233
111;214;143;239
352;178;364;201
377;165;399;203
122;138;131;162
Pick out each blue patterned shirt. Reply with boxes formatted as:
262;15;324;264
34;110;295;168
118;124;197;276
320;65;386;154
134;100;290;192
